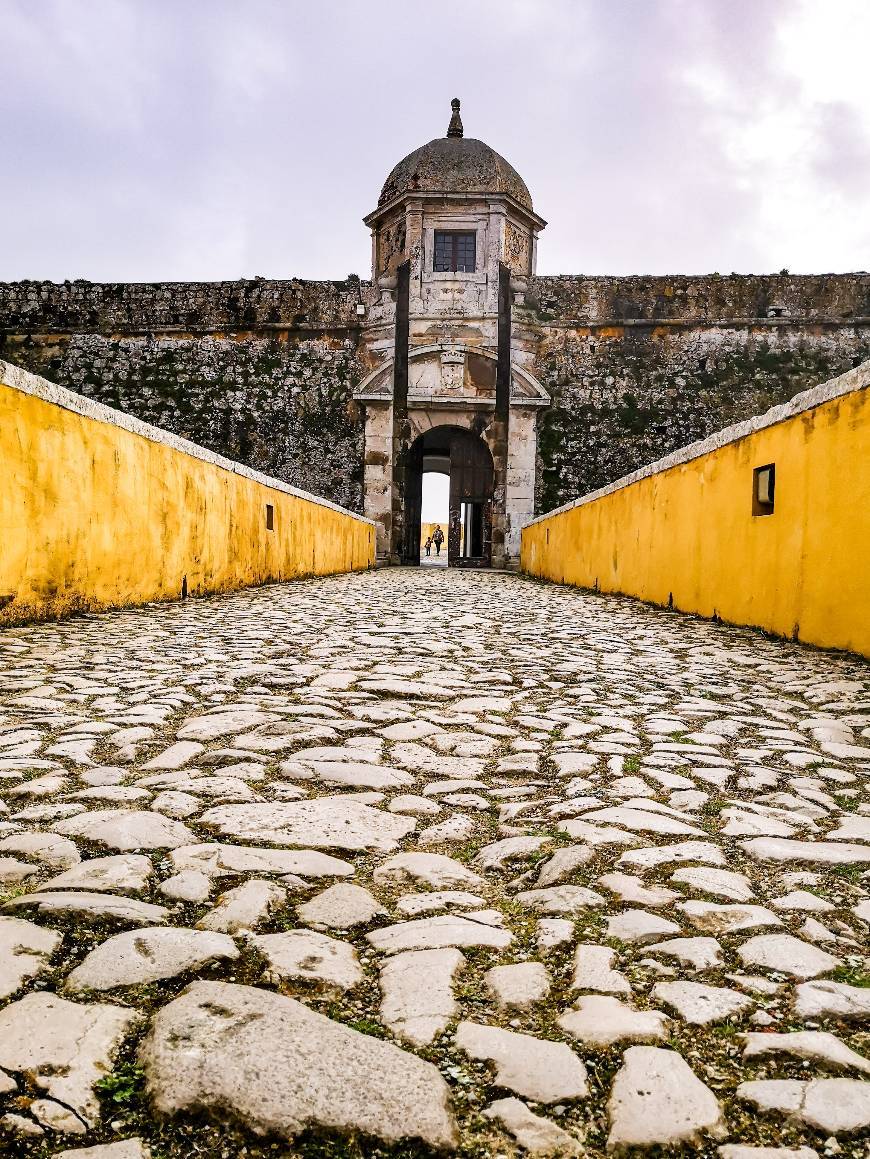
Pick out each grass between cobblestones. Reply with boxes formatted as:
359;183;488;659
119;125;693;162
0;569;868;1156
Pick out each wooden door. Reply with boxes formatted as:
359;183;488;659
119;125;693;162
402;436;424;564
448;432;493;568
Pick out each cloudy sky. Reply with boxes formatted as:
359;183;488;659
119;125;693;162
3;0;869;282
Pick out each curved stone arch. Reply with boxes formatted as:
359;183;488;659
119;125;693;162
409;420;496;463
353;342;550;404
408;407;489;440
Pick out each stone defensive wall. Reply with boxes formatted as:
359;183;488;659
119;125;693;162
2;274;869;517
0;359;375;626
520;360;870;657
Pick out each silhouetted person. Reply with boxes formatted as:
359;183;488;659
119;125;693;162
432;526;444;556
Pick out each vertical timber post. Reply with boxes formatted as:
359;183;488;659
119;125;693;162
492;261;512;568
391;259;411;563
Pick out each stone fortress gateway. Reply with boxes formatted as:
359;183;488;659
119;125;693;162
1;99;869;566
357;98;549;567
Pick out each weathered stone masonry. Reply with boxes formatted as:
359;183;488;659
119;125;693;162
0;279;368;513
526;273;870;510
2;272;869;516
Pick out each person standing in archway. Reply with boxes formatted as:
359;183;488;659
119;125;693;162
432;525;444;556
424;535;432;557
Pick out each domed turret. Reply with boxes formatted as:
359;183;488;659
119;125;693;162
364;100;545;284
356;101;548;573
376;99;533;214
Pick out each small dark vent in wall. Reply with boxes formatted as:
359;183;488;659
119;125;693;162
266;504;274;531
752;464;776;516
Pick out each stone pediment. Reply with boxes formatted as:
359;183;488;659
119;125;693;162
353;343;550;408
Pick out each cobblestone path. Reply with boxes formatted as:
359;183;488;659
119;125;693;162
0;569;868;1159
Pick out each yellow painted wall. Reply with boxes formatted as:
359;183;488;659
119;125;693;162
521;370;870;657
0;364;375;625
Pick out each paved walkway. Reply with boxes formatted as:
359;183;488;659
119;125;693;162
0;569;868;1158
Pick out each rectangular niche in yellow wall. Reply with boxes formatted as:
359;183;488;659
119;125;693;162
752;464;775;516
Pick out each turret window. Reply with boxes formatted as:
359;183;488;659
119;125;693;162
434;231;476;273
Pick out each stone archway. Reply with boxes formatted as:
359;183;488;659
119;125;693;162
355;344;549;568
402;425;494;567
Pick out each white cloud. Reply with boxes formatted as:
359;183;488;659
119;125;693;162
0;0;866;280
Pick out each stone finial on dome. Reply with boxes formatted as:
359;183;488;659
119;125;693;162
447;98;463;139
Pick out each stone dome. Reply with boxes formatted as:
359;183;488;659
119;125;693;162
377;101;533;212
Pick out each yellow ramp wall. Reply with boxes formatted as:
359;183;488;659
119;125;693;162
521;362;870;657
0;359;375;624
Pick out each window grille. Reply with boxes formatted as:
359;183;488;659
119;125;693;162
434;231;476;272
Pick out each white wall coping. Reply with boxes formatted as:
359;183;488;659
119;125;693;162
525;358;870;527
0;358;376;527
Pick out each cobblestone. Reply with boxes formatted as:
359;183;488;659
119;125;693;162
0;568;868;1156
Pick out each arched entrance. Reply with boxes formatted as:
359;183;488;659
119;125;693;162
402;426;494;567
355;342;550;568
